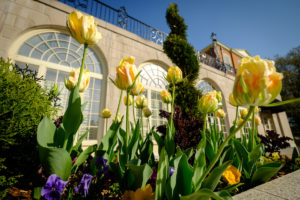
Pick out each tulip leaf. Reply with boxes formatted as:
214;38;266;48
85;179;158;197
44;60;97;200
38;146;72;181
117;128;127;174
155;147;169;200
180;188;230;200
183;147;194;160
165;117;175;157
152;130;164;155
249;144;264;163
140;131;154;164
37;116;57;148
127;163;153;189
193;137;206;191
251;162;283;185
167;154;193;200
128;120;140;160
233;139;249;171
262;97;300;107
202;160;232;191
63;86;83;138
72;144;97;172
72;130;88;153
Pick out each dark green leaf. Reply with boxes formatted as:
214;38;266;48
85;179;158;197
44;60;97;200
72;130;88;153
33;187;42;200
249;144;263;163
193;138;206;191
233;139;249;171
128;120;140;160
155;148;169;200
152;130;164;154
251;162;283;185
72;144;96;172
165;117;175;157
127;163;153;189
180;188;228;200
37;116;57;148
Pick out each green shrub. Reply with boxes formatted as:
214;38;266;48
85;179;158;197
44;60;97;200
0;58;58;196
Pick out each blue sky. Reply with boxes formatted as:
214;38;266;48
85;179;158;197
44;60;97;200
100;0;300;60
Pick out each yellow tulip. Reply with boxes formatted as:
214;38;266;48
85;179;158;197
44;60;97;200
240;109;248;119
238;118;244;126
216;91;222;103
255;116;261;126
130;81;144;96
67;11;102;45
166;66;182;84
121;184;154;200
115;56;138;90
233;56;283;106
216;109;226;118
102;108;111;118
135;95;148;109
160;90;172;104
143;107;152;118
113;114;123;123
199;91;219;114
229;93;238;107
123;95;133;106
222;165;241;185
65;68;90;92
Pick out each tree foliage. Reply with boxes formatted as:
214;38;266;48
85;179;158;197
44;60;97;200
275;46;300;138
0;58;58;196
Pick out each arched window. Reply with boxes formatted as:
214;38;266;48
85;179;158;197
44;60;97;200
197;80;227;134
137;63;168;134
15;31;104;144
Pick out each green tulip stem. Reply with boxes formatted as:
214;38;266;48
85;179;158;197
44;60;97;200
166;103;169;112
202;114;207;140
77;43;88;90
198;106;255;186
233;106;239;128
250;109;255;151
105;119;108;133
141;109;144;139
126;90;130;150
147;118;150;133
115;90;123;121
132;95;136;124
171;84;176;122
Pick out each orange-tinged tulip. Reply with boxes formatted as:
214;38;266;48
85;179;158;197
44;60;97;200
160;90;172;104
229;93;238;107
166;66;182;84
135;95;148;109
233;56;283;106
199;91;219;114
67;11;102;45
65;68;90;92
222;165;241;185
255;116;261;126
216;109;226;118
130;81;144;96
238;118;244;126
115;56;138;90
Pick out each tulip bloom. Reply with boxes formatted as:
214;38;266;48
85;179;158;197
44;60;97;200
222;165;241;185
229;93;238;107
216;109;226;118
240;109;248;119
143;107;152;118
67;11;102;45
255;116;261;126
199;91;219;114
160;90;172;104
130;81;144;96
123;95;133;106
232;56;283;106
115;56;138;90
65;68;90;92
102;108;111;118
166;66;182;84
135;95;148;109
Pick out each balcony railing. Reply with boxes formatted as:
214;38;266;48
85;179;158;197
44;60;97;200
197;51;237;75
57;0;168;45
57;0;236;76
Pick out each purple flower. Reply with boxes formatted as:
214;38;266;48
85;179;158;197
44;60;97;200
74;174;93;197
95;156;109;175
169;167;175;176
41;174;68;200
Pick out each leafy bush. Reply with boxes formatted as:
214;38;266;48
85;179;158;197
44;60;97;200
0;58;58;196
258;130;292;154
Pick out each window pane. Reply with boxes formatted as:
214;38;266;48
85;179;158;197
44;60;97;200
90;115;99;126
91;102;100;113
58;71;69;82
27;36;42;46
93;90;100;101
94;79;101;89
89;128;98;140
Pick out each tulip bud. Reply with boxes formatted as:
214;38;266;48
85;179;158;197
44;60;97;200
216;109;226;118
229;93;238;107
102;108;111;118
65;68;90;93
143;107;152;118
135;95;148;109
240;109;248;119
232;56;283;106
216;91;222;103
67;11;102;45
113;114;123;123
199;91;219;114
238;118;244;126
114;56;138;90
255;116;261;126
130;81;144;96
160;90;172;104
123;95;133;106
166;66;182;84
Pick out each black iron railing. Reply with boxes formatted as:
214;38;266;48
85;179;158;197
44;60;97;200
57;0;168;45
197;51;236;75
